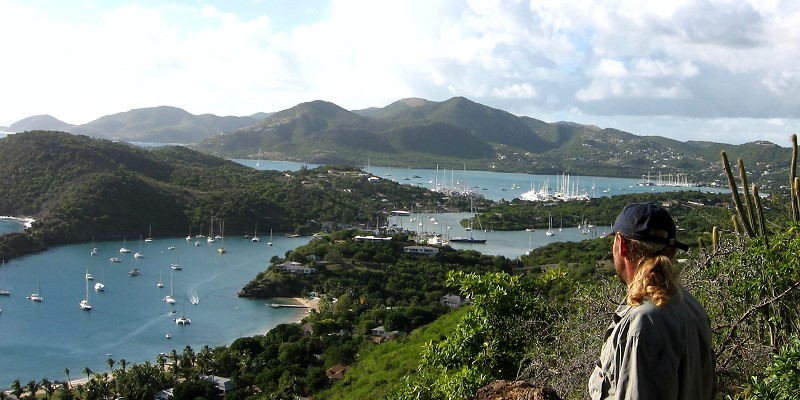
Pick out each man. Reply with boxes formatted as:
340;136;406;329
588;202;716;400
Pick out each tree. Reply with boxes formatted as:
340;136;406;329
390;270;554;400
40;377;55;400
64;367;72;389
171;378;222;400
82;366;93;381
23;380;38;399
10;379;23;399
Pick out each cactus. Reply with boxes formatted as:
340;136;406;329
712;226;719;252
721;151;754;237
794;177;800;222
752;185;768;245
791;134;798;222
738;159;758;234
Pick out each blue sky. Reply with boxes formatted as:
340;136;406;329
2;0;799;146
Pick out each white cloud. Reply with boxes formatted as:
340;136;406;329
1;0;799;145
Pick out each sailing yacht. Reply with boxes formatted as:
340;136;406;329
546;214;555;236
217;220;226;254
80;276;92;311
171;249;182;270
449;199;487;243
144;225;154;242
0;260;10;296
207;217;215;243
94;268;105;292
267;229;273;246
251;223;260;242
134;236;144;258
164;272;176;304
119;237;131;253
28;279;43;302
157;270;164;288
175;304;191;325
85;267;93;281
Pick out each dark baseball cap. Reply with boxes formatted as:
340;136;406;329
610;202;689;251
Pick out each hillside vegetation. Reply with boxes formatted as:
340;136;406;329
192;97;792;193
0;131;449;260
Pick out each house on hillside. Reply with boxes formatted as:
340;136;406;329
403;245;439;256
440;293;470;309
278;261;315;275
326;364;350;379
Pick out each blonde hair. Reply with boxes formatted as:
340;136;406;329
622;233;679;307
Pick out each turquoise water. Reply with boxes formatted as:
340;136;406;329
0;234;310;388
234;159;725;203
0;160;724;388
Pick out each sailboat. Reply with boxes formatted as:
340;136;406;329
85;267;93;281
175;299;191;325
171;249;182;270
450;199;487;243
79;275;92;311
186;225;192;241
207;217;215;243
251;223;260;242
119;237;130;253
217;220;226;254
90;237;98;256
0;260;10;296
134;235;144;258
27;279;43;302
157;270;164;288
267;229;273;246
128;255;139;276
94;265;105;292
144;225;154;242
164;271;176;304
546;214;555;236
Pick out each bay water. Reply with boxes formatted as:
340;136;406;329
0;159;724;388
0;235;310;388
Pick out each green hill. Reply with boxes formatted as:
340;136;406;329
70;105;260;143
316;307;469;400
0;131;447;260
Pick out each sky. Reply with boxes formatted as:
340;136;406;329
1;0;799;146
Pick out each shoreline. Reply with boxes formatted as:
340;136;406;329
266;297;320;326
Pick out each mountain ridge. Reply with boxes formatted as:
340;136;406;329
6;98;791;187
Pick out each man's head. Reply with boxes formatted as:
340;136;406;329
610;202;688;251
610;202;684;306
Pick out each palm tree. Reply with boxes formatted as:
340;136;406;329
57;380;74;400
119;358;128;372
10;379;23;399
82;366;93;381
106;357;115;371
64;367;72;389
40;377;55;400
24;380;39;400
156;353;167;372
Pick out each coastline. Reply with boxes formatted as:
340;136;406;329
0;215;35;228
266;297;320;326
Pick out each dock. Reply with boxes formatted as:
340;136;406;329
269;303;308;309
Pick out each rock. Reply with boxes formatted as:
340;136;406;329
467;380;562;400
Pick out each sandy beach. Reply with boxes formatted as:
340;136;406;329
290;296;320;311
